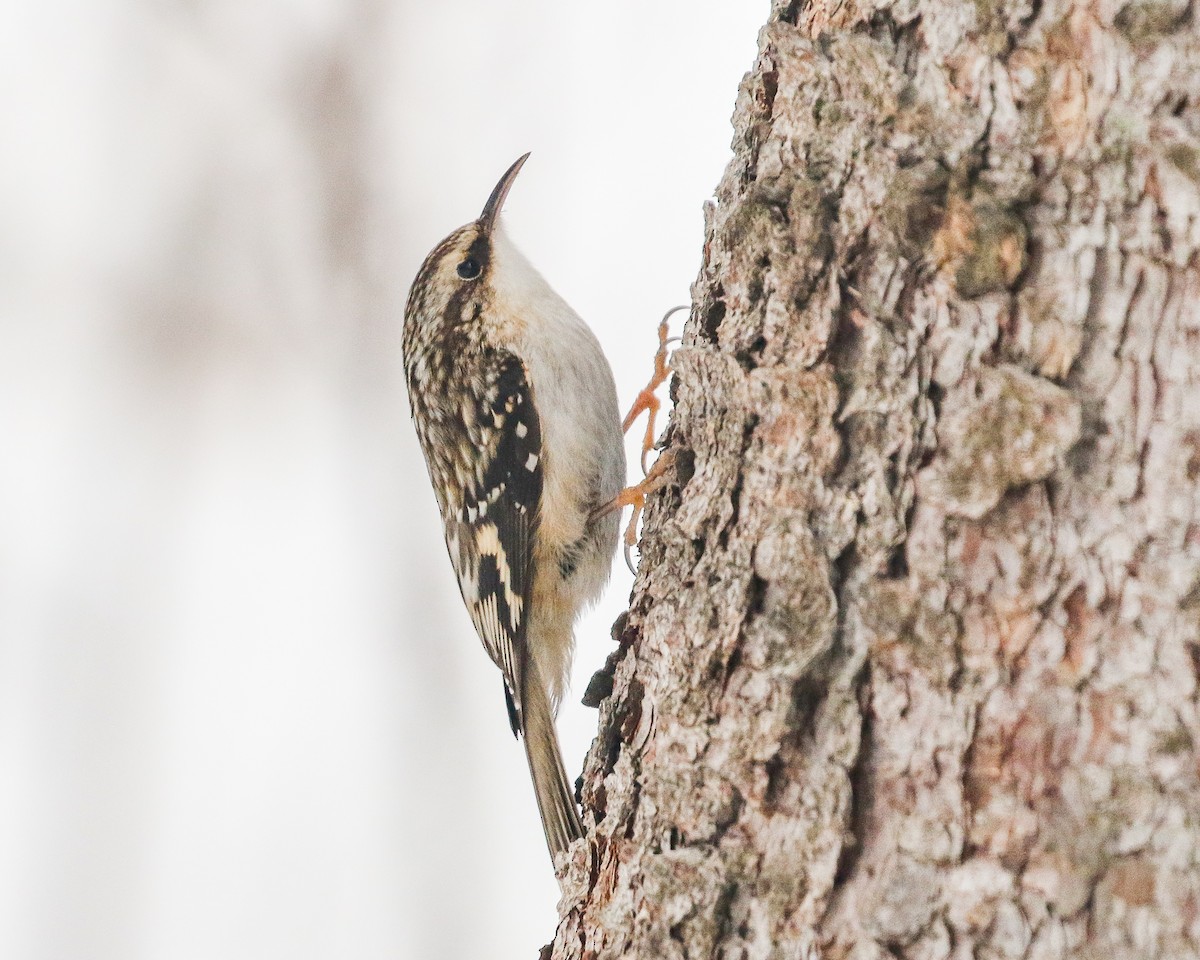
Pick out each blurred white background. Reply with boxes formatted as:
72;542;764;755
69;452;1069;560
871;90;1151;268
0;2;763;957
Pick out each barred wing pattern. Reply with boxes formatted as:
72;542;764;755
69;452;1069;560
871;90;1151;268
441;351;542;730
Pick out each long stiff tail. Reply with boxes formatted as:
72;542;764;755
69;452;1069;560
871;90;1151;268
520;665;583;863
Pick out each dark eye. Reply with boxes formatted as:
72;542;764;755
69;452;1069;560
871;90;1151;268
456;257;481;280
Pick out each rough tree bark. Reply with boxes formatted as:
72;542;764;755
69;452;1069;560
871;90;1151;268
550;0;1200;957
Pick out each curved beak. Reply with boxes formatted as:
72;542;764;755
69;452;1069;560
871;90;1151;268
479;153;530;235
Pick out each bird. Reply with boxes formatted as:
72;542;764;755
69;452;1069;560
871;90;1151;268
401;154;625;865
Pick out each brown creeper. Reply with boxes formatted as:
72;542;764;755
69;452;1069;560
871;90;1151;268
402;154;624;864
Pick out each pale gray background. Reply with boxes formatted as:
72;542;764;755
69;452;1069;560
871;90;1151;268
0;2;764;957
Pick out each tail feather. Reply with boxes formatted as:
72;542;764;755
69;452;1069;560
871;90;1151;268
520;666;583;862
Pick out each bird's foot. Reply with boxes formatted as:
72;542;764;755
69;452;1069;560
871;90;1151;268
592;449;677;573
622;306;685;474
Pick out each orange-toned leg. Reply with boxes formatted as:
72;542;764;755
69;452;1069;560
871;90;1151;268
622;306;685;474
595;449;678;537
593;450;677;572
603;306;686;570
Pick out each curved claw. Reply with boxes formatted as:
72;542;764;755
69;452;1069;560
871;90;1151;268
659;304;690;327
623;540;637;576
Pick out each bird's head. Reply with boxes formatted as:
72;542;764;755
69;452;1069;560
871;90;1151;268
404;153;530;331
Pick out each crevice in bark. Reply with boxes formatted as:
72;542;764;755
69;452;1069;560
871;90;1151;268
776;1;801;26
717;415;759;552
702;298;726;344
790;667;835;744
833;667;875;889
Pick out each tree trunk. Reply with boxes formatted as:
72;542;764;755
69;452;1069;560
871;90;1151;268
550;0;1200;957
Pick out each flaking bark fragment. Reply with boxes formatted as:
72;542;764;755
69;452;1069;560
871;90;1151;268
921;365;1081;519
